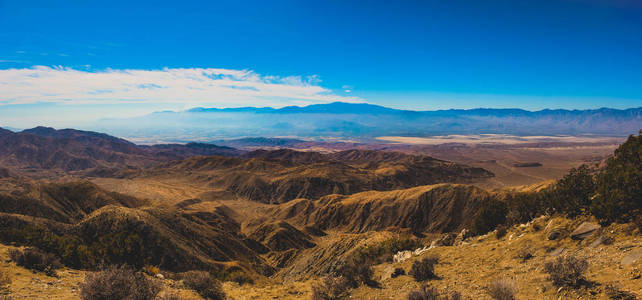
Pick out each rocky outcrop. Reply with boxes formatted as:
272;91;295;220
570;222;600;240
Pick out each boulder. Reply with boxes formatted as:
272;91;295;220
570;222;600;240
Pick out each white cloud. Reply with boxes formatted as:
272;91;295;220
0;66;361;107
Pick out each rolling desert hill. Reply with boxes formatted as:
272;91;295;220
0;128;639;300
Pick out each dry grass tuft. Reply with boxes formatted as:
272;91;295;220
488;278;517;300
544;255;588;288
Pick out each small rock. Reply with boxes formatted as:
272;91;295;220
155;273;164;279
621;249;642;266
549;247;565;257
570;222;600;240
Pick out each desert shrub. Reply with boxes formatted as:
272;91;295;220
335;259;377;288
9;247;61;276
406;285;461;300
474;199;507;235
79;265;161;300
311;276;351;300
591;132;642;224
488;278;517;300
604;284;637;300
224;269;254;285
409;255;439;281
544;256;588;288
495;225;507;239
351;237;422;265
182;271;225;300
407;285;440;300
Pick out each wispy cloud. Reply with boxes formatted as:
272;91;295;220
0;66;361;107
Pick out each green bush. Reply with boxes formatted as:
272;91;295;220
549;165;595;216
474;199;507;235
591;132;642;224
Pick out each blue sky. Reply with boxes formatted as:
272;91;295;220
1;0;641;127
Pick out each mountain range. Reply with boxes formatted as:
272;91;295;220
92;102;642;142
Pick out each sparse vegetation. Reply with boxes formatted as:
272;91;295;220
224;269;254;285
311;276;351;300
407;285;440;300
409;255;439;281
181;270;226;300
9;247;61;276
0;268;10;292
604;284;637;300
335;259;377;288
487;278;517;300
474;199;507;235
79;265;161;300
155;292;182;300
515;247;533;262
544;255;589;288
407;285;461;300
495;225;507;239
591;132;642;224
351;237;422;265
634;215;642;234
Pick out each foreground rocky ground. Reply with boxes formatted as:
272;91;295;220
1;216;639;299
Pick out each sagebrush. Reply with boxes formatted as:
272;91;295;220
544;256;588;287
9;247;61;276
79;265;161;300
410;255;439;281
488;278;517;300
182;270;226;300
311;276;351;300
